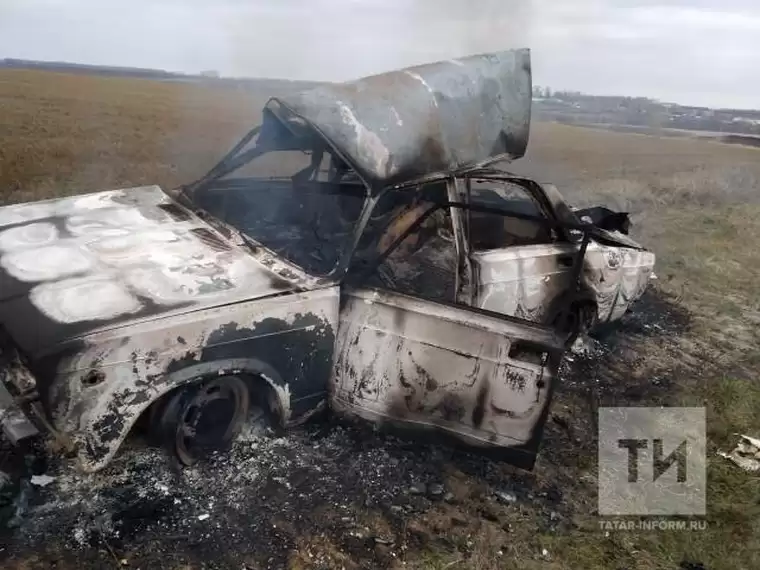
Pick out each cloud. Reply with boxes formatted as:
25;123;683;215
0;0;757;108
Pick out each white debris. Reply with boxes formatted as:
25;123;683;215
493;490;517;503
197;514;211;521
30;474;56;487
718;434;760;472
72;526;87;546
570;337;592;356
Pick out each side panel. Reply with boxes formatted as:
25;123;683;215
473;243;576;322
42;286;340;472
473;242;655;324
331;288;562;468
587;246;655;322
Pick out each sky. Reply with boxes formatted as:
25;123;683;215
0;0;758;109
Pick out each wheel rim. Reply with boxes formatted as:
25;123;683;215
173;376;249;466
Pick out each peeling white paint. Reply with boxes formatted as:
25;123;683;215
0;222;58;253
66;207;161;237
0;186;305;324
390;107;403;127
2;245;94;282
404;71;438;108
338;102;391;175
31;276;143;323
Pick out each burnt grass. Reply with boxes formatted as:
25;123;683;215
0;288;694;569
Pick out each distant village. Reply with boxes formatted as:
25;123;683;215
533;85;760;136
2;58;758;138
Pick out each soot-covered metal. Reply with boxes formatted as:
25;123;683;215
261;49;532;192
330;289;565;470
49;288;340;471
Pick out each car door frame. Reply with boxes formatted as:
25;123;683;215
332;177;577;469
458;172;596;329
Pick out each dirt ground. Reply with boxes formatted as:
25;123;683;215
1;69;760;569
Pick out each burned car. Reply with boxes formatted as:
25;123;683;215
0;49;654;473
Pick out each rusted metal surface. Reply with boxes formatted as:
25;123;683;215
331;288;563;468
262;49;532;192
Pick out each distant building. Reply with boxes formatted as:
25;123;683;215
200;70;220;78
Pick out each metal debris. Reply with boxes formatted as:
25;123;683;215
30;474;56;487
718;434;760;472
493;490;517;504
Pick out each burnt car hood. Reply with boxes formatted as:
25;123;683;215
0;186;309;356
259;49;532;193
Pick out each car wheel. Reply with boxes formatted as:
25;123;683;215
156;375;259;466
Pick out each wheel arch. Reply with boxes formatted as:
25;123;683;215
74;357;291;473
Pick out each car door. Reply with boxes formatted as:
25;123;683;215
331;179;564;469
463;175;578;324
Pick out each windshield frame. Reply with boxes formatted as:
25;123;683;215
176;133;377;280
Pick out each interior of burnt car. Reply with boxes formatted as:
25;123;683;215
467;179;556;250
347;175;570;306
357;182;458;303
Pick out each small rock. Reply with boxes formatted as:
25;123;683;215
550;511;561;521
443;492;455;503
493;490;517;504
409;481;427;495
542;548;550;559
30;474;56;487
545;487;563;502
374;543;393;564
428;483;445;497
478;506;500;522
197;514;210;521
389;505;404;514
551;414;570;430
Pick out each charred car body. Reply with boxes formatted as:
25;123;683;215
0;49;654;472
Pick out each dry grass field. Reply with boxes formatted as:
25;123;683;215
1;68;760;570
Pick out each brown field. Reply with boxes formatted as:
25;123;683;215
1;68;760;570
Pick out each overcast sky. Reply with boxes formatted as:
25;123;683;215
0;0;758;109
